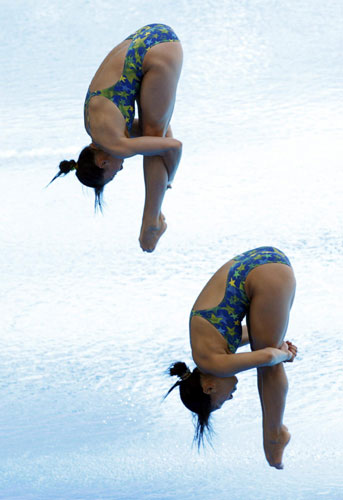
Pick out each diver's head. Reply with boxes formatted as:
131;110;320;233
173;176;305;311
50;144;123;211
201;372;238;410
165;361;238;447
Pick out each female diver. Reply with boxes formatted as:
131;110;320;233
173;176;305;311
51;24;183;252
166;247;297;469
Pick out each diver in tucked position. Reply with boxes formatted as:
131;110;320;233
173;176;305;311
51;24;183;252
166;247;297;469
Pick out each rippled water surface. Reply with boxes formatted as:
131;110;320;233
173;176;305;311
1;0;343;499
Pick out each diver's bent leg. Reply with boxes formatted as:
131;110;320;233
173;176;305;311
248;265;295;468
139;155;168;252
257;364;291;469
257;369;265;421
139;124;171;252
137;44;182;252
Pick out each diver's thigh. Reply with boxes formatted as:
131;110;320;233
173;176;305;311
248;287;294;350
140;44;182;133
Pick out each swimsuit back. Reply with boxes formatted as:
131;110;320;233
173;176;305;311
84;24;180;134
190;247;291;353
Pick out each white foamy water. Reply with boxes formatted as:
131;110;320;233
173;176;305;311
1;0;343;499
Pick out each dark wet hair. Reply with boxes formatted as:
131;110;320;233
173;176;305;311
165;361;213;448
49;146;105;211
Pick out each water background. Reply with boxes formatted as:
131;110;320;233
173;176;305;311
1;0;343;498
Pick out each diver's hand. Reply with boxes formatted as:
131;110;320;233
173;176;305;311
283;341;297;362
279;341;297;363
279;342;292;361
265;342;297;366
265;346;292;365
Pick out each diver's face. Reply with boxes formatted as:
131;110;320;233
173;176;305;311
91;144;124;184
101;156;123;184
201;375;238;411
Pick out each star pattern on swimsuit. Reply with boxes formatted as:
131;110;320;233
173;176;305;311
229;296;240;304
223;305;235;315
118;104;134;119
227;326;239;337
209;313;223;324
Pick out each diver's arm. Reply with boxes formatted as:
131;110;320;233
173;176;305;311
96;130;182;182
115;136;182;182
197;347;292;378
126;124;179;184
129;120;173;139
91;108;181;180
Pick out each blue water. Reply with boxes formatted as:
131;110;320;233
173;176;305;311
1;0;343;499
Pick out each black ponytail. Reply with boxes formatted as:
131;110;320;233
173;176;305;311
49;147;105;212
48;159;77;184
165;361;213;448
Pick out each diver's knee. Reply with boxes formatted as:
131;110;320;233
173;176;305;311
251;336;281;351
142;123;167;137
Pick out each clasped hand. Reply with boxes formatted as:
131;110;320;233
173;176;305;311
280;341;298;362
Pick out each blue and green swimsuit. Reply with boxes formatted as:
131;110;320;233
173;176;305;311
84;24;180;135
190;247;292;353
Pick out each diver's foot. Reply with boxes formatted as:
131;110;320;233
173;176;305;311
139;213;167;252
263;425;291;470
